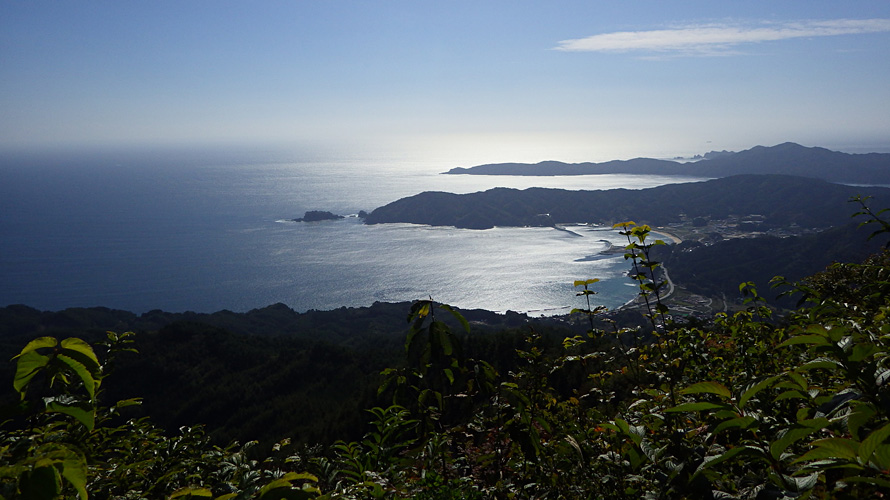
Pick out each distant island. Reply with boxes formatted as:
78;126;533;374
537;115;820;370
443;142;890;185
292;210;344;222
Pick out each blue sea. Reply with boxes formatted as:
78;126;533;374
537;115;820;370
0;146;705;315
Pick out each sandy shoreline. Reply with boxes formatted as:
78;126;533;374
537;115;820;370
653;229;683;244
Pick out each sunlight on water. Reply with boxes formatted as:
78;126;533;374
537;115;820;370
0;146;693;314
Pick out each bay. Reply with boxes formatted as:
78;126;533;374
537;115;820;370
0;147;705;315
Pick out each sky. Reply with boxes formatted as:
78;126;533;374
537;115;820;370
2;1;890;162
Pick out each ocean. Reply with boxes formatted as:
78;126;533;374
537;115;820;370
0;146;706;315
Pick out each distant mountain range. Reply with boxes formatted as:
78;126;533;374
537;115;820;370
443;143;890;185
364;174;890;229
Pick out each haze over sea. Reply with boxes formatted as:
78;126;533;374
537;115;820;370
0;145;706;316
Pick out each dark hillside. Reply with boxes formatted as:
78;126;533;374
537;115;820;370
445;143;890;184
657;222;887;304
365;174;890;229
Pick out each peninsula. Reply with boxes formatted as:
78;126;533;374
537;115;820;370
364;174;890;230
443;142;890;185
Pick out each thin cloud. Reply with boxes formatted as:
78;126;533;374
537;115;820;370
555;19;890;55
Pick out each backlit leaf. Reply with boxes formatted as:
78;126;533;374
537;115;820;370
680;381;731;399
13;350;50;397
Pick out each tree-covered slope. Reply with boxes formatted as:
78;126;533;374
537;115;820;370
657;222;887;303
365;174;890;229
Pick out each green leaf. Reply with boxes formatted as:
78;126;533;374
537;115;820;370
13;336;58;359
739;375;781;409
55;354;97;400
404;326;419;354
439;303;470;333
13;350;50;398
844;476;890;489
770;421;828;460
798;358;840;371
694;445;761;477
797;438;859;462
778;335;830;348
713;416;757;435
859;422;890;465
790;472;820;492
60;338;101;372
169;487;213;499
665;402;732;413
20;465;61;500
408;300;431;322
45;399;95;430
282;472;318;482
680;381;731;399
60;452;89;500
848;403;878;440
574;279;600;287
114;398;143;409
787;371;809;391
775;389;807;401
872;444;890;471
430;321;453;356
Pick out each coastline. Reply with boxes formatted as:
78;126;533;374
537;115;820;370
653;229;683;244
614;228;681;312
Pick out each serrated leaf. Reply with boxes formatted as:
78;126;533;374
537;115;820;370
694;445;760;477
169;486;213;499
778;335;830;348
844;476;890;488
666;402;732;413
681;381;732;399
739;375;782;408
872;444;890;471
713;416;757;435
859;422;890;465
45;399;95;430
55;354;97;401
798;359;840;371
60;451;88;500
790;472;819;492
797;438;859;462
770;423;826;460
775;390;807;401
787;371;809;391
60;338;100;371
114;398;143;409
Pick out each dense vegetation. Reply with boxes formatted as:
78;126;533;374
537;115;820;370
0;302;571;448
657;222;887;306
2;198;890;498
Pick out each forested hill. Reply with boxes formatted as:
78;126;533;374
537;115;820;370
0;301;562;446
444;142;890;185
364;174;890;229
657;222;887;305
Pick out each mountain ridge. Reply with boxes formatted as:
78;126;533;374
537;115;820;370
443;143;890;184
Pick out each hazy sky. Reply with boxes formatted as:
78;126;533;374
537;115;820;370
2;1;889;161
